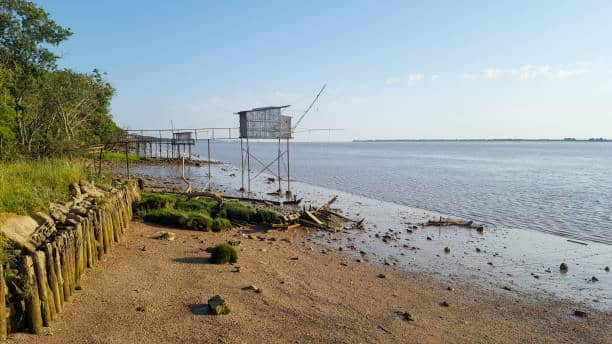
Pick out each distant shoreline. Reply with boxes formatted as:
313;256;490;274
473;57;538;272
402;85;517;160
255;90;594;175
353;138;610;143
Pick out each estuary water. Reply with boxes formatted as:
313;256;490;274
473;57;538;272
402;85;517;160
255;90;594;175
131;140;611;309
195;141;612;245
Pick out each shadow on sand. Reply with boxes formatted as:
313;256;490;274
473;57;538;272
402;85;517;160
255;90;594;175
188;304;210;315
173;257;210;264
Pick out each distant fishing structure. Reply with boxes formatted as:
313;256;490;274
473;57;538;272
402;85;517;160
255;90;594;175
119;84;341;200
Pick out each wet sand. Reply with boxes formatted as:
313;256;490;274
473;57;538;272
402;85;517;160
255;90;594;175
9;222;611;344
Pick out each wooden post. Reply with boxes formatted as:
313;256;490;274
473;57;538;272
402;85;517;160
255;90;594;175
52;242;64;306
23;255;43;334
277;136;281;194
286;138;291;195
98;147;103;178
246;137;251;193
240;138;245;191
0;264;8;340
33;251;55;324
60;235;70;301
125;142;130;180
207;139;211;190
75;224;84;286
45;243;62;314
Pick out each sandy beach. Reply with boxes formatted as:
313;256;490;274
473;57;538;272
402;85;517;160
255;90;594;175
9;221;611;344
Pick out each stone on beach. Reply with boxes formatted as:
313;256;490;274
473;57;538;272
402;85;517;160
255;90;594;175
208;295;230;315
572;310;587;318
158;231;176;241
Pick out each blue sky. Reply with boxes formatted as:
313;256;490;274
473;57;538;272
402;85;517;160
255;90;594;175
38;1;612;140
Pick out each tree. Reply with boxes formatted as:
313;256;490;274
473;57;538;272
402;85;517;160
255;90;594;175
0;0;72;70
0;66;17;159
0;1;121;159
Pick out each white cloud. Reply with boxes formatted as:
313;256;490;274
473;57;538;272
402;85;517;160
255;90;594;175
385;76;401;85
408;73;425;82
386;72;438;86
463;64;588;81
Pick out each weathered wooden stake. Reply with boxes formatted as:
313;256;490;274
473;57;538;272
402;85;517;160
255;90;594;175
45;243;62;314
33;251;54;325
0;264;8;340
23;255;43;334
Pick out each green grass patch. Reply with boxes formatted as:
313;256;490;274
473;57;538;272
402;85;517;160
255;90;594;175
134;192;177;211
134;192;281;232
217;201;256;222
175;197;218;214
212;218;232;232
142;208;213;231
0;158;87;215
91;151;140;162
252;208;281;224
209;243;238;264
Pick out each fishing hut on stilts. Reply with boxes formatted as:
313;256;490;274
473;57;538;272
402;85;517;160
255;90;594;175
236;105;294;198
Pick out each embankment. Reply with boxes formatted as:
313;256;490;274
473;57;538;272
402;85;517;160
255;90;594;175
0;179;139;336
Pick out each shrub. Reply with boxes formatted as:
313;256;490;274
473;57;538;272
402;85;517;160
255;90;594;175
143;208;188;227
134;192;176;212
184;213;213;231
212;218;232;232
209;243;238;264
218;201;255;222
251;208;280;224
175;197;218;214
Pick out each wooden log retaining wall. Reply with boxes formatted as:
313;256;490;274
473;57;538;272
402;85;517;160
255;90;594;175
0;181;139;336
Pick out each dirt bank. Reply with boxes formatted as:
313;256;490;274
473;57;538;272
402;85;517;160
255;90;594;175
9;222;611;344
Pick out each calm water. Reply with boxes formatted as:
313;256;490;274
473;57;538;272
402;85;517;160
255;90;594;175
194;141;612;245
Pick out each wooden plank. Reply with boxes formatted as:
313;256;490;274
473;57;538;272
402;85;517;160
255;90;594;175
305;211;324;225
315;195;337;212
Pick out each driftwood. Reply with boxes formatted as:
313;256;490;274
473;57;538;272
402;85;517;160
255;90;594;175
424;217;484;231
299;218;327;230
304;211;324;225
316;195;337;212
324;209;358;222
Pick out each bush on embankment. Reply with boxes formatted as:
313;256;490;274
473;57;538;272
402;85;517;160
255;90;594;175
0;159;87;215
133;192;280;231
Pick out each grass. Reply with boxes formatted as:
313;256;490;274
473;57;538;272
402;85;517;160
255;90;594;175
89;151;141;162
212;218;232;232
217;201;256;222
0;158;87;215
252;208;281;224
209;243;238;264
143;208;213;231
133;192;281;232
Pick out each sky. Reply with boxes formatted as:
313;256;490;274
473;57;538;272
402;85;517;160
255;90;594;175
37;0;612;141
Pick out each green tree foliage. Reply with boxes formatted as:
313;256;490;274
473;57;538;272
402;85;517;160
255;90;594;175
0;1;121;159
0;0;72;69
